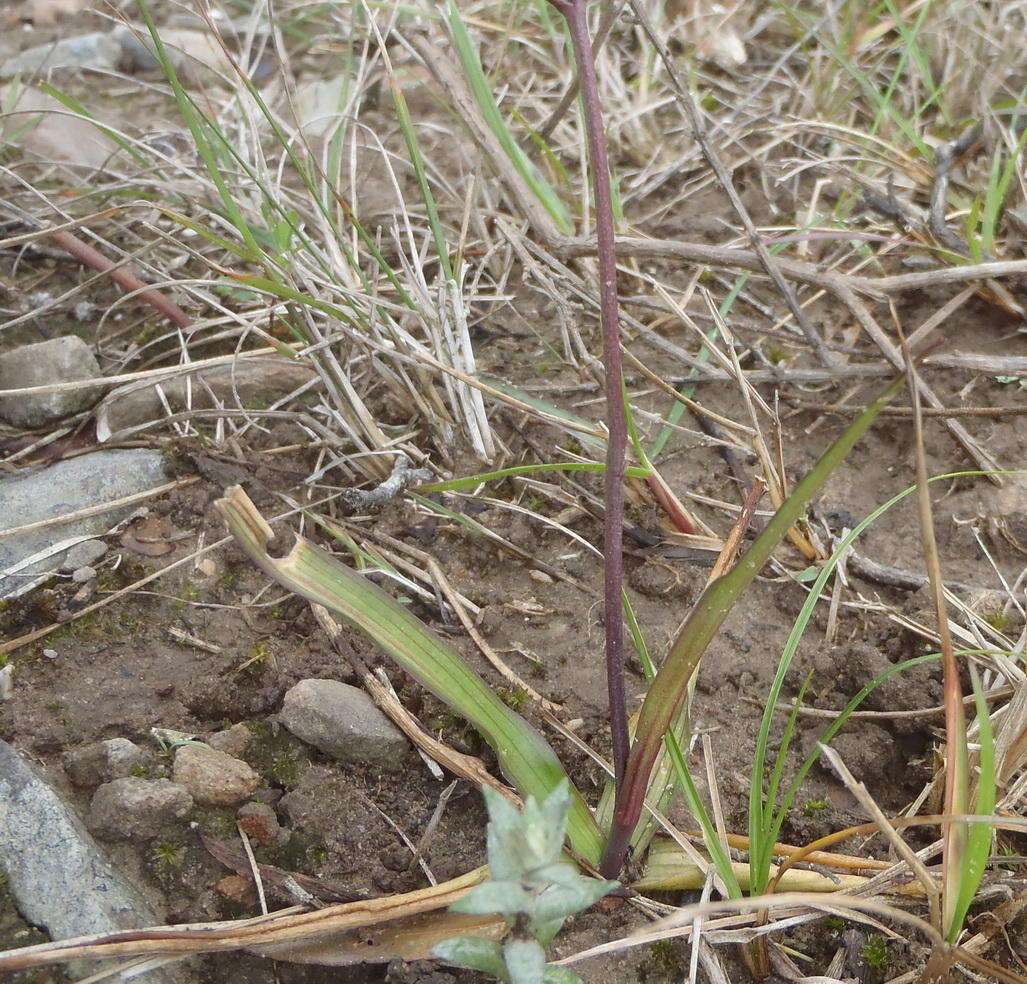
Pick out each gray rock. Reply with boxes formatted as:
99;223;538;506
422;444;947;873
64;738;144;787
59;538;108;573
0;84;120;171
113;26;229;77
172;744;259;806
279;679;409;770
0;449;166;598
0;739;162;956
0;335;103;428
88;777;193;840
0;33;123;78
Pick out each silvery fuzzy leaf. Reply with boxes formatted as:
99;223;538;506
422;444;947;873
451;880;531;916
523;862;580;889
504;938;546;984
532;879;616;925
433;936;507;979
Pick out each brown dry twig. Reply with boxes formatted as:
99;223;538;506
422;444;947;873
48;229;192;329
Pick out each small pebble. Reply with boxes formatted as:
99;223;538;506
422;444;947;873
0;664;12;700
43;649;58;661
207;723;252;759
88;777;193;840
71;566;97;583
236;802;285;847
216;874;254;904
529;569;553;584
64;738;144;786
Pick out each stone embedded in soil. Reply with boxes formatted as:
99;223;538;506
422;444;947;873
0;32;123;78
113;26;245;79
173;743;260;806
98;362;318;438
64;737;144;787
279;679;409;770
0;335;102;428
88;777;193;840
216;873;255;904
206;722;253;759
0;739;163;952
236;801;285;848
59;538;108;573
0;448;166;599
0;84;119;169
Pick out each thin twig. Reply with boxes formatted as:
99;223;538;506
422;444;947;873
903;335;967;938
929;128;983;256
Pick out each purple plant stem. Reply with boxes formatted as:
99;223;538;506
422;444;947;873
550;0;630;830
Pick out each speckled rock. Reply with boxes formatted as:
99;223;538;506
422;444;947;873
173;744;259;806
0;449;166;599
88;777;193;840
0;740;169;980
64;738;143;787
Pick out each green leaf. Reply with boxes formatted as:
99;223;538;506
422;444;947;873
606;376;903;871
504;939;546;984
446;0;573;234
215;488;603;865
433;936;508;978
451;881;531;916
532;917;565;948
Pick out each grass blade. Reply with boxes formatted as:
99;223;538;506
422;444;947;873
215;487;603;865
421;461;649;494
904;346;966;938
948;666;997;940
601;376;903;875
446;0;573;234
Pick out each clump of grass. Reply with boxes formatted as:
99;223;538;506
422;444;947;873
801;798;829;817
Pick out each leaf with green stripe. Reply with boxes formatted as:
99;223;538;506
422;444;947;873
216;487;604;865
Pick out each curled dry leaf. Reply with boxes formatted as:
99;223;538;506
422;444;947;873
120;514;176;557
